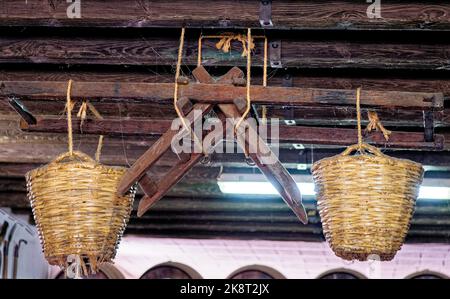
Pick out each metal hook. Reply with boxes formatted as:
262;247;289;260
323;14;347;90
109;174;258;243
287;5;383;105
200;155;211;165
245;156;256;166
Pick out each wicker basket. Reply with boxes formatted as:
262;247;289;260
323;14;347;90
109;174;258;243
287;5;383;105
25;80;136;274
311;88;424;261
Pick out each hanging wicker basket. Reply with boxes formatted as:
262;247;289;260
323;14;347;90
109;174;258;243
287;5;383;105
25;80;136;274
311;88;424;261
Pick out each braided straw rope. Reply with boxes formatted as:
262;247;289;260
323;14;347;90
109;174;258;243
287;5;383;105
311;88;424;261
25;80;136;275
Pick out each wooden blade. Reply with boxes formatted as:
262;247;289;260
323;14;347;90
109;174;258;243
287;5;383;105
137;118;228;217
117;102;213;195
137;153;203;217
218;103;308;224
193;65;307;224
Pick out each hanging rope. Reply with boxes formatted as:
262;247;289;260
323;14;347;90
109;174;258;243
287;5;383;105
356;87;363;152
65;80;104;162
197;34;267;86
76;100;104;161
173;28;205;155
235;28;252;135
215;32;255;57
365;111;391;141
66;80;74;156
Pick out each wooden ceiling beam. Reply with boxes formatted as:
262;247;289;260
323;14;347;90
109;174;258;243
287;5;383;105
1;70;449;99
0;35;449;70
1;138;450;167
20;117;445;150
0;81;442;110
1;1;449;30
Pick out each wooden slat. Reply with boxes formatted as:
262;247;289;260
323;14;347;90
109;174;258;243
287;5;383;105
117;103;213;195
2;134;450;167
137;153;203;217
0;81;442;110
1;70;449;98
1;1;450;30
0;35;449;70
20;117;446;150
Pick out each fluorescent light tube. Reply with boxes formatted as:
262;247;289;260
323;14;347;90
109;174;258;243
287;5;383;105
217;181;316;196
217;181;450;200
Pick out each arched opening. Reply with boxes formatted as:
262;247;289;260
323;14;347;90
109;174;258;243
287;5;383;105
227;265;285;279
317;268;366;279
406;270;448;279
140;262;202;279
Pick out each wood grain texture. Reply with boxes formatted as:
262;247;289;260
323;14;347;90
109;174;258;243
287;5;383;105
20;117;446;150
0;35;448;70
0;81;442;110
1;70;449;97
1;129;450;167
1;1;449;30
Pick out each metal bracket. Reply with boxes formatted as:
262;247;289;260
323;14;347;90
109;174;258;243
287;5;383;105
259;0;273;27
423;111;435;142
282;73;295;125
269;40;282;68
284;107;296;126
8;97;36;125
282;73;293;87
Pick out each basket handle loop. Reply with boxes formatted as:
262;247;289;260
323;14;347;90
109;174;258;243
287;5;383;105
341;88;384;157
53;151;96;164
341;142;384;157
66;80;104;162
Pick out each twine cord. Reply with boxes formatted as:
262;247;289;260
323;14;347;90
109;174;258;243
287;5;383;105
174;27;205;156
196;30;266;159
76;100;104;162
356;87;363;152
197;33;267;86
215;33;255;57
65;80;104;162
235;28;252;136
366;111;391;141
66;80;74;156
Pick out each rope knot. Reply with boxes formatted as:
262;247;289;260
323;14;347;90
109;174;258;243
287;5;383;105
64;80;104;162
365;111;391;141
215;33;255;57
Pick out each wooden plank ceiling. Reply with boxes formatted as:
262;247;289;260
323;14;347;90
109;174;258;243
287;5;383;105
0;0;449;243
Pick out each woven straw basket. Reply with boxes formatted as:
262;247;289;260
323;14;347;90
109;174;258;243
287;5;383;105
311;88;424;261
25;80;136;274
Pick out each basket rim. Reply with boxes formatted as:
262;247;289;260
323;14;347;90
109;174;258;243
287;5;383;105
26;150;128;179
311;147;423;172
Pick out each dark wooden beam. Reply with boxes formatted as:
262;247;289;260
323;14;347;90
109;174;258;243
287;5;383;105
117;103;213;195
2;134;450;167
275;126;445;151
1;70;449;98
20;117;446;150
20;117;173;137
1;1;450;30
0;71;449;127
0;81;442;110
0;35;449;70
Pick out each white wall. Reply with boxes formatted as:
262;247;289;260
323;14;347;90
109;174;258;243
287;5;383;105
110;236;450;279
0;209;48;279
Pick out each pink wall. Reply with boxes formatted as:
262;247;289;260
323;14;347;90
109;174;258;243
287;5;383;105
106;236;450;279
